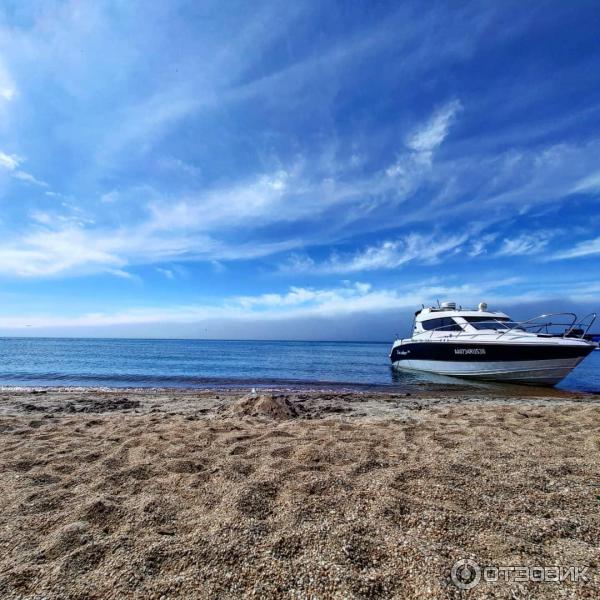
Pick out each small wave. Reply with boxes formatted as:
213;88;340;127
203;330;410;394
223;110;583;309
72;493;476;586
0;371;406;391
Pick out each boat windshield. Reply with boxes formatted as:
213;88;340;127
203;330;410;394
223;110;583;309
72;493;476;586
421;317;462;331
463;316;523;331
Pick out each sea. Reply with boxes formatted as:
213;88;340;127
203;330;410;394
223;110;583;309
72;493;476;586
0;337;598;393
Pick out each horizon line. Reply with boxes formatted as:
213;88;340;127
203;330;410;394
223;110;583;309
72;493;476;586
0;335;391;344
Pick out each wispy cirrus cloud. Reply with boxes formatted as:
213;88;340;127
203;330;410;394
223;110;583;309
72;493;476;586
496;232;554;256
0;211;303;278
282;233;468;274
0;127;595;280
156;267;175;279
406;99;462;154
467;233;498;257
0;64;15;102
0;150;47;187
385;100;462;183
571;171;600;194
0;151;20;170
0;94;460;279
552;236;600;260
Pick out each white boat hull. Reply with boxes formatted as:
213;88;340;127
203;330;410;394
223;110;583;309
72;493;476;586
392;356;587;386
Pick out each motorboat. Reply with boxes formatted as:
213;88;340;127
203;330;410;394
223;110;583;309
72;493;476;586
390;302;597;386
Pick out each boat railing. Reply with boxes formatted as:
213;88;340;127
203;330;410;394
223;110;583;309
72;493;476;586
500;312;597;339
498;312;577;338
577;312;597;336
411;312;597;341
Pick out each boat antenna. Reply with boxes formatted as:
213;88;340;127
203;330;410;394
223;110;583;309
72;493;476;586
436;298;440;308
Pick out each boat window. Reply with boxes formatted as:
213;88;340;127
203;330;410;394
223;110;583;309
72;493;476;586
463;316;523;330
421;317;462;331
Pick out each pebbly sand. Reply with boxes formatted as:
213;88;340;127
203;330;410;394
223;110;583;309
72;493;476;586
0;387;598;599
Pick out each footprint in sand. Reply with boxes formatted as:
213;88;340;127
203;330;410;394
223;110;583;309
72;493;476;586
53;463;77;474
43;521;93;560
229;444;249;456
10;458;41;473
270;445;294;459
20;491;74;514
142;498;178;528
59;543;106;576
166;458;206;474
351;459;390;476
270;534;303;560
79;451;102;463
81;498;123;532
107;464;155;485
28;472;61;486
225;460;255;479
237;482;279;519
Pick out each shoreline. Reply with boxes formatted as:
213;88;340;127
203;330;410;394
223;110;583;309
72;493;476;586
0;388;598;598
0;379;595;395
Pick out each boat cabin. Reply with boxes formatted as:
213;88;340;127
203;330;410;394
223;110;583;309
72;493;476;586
413;302;519;335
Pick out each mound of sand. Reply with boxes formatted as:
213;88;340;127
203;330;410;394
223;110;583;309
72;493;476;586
222;393;305;420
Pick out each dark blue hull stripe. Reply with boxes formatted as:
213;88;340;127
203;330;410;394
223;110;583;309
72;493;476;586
390;341;594;363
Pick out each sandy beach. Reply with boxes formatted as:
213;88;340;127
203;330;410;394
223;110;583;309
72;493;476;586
0;387;598;599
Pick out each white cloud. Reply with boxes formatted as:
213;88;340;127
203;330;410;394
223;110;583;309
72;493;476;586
157;156;201;178
106;268;138;281
0;88;15;101
406;99;462;153
468;233;497;257
2;273;590;330
0;151;48;187
13;170;48;187
281;254;317;272
0;227;124;277
282;233;467;274
156;267;175;279
234;282;375;310
29;211;53;225
0;213;302;278
0;128;591;281
552;236;600;260
0;60;16;103
211;260;226;274
571;171;600;194
146;169;294;232
496;232;552;256
0;279;504;329
100;190;120;203
0;151;21;170
384;100;462;193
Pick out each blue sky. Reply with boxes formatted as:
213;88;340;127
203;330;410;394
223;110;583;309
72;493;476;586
0;0;599;339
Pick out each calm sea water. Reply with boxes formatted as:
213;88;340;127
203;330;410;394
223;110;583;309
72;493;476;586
0;337;597;393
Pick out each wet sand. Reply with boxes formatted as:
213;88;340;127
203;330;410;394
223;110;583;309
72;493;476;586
0;387;598;599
